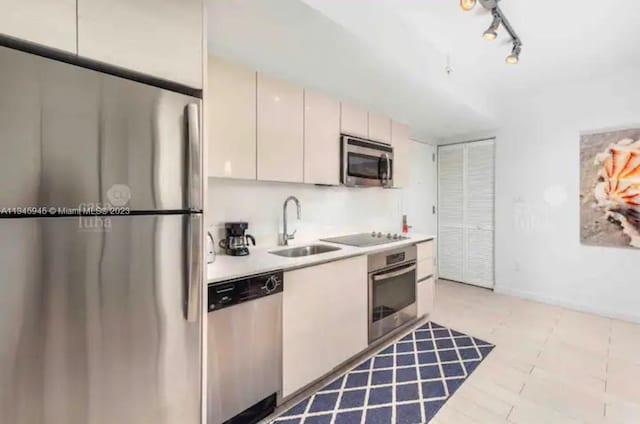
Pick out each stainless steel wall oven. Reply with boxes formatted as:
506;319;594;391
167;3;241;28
368;245;417;343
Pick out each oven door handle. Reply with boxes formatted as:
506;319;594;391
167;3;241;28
373;264;417;281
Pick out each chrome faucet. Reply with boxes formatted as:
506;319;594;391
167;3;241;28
282;196;301;246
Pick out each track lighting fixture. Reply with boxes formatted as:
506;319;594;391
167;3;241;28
482;12;501;40
461;0;523;64
460;0;476;11
505;42;521;64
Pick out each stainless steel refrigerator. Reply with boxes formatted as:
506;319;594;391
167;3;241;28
0;45;203;423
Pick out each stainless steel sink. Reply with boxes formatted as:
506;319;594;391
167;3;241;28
270;244;341;258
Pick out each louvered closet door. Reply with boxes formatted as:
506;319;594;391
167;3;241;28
438;145;464;282
438;140;495;288
464;140;494;287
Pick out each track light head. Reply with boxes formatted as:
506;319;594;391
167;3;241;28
460;0;476;11
506;42;522;64
482;13;501;40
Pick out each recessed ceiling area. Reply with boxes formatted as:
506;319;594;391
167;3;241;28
206;0;640;142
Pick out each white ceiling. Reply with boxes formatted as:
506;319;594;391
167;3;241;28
206;0;640;142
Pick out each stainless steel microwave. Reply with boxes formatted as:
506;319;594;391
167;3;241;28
341;135;394;187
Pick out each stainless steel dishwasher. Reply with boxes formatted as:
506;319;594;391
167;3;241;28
207;271;283;424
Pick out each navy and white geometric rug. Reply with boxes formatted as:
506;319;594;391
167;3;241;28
271;321;494;424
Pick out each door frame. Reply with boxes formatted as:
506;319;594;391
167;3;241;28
436;137;496;289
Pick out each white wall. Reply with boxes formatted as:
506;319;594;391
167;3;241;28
207;140;436;248
494;66;640;323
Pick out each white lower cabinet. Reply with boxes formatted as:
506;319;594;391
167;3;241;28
282;256;368;398
417;240;435;317
417;277;435;317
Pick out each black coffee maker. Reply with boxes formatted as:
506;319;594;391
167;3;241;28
218;222;256;256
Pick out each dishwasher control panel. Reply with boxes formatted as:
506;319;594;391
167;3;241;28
208;270;284;312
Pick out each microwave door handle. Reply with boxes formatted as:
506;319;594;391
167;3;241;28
385;154;391;187
380;153;389;187
372;264;417;281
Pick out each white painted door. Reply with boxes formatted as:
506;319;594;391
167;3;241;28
304;89;340;185
207;56;256;180
340;102;368;138
0;0;77;53
256;73;304;183
438;140;494;288
77;0;203;88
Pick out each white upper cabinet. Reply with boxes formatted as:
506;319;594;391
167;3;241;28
391;120;410;188
340;102;368;138
208;57;256;180
77;0;203;89
368;112;391;144
0;0;77;53
304;89;341;186
257;73;304;183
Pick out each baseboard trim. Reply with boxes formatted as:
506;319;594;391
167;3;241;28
493;286;640;324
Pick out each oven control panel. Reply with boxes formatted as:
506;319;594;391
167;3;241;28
368;245;417;273
386;252;406;266
208;271;284;312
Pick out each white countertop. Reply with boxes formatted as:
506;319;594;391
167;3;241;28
207;233;435;284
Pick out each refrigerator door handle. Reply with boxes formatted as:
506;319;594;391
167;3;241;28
186;214;203;322
186;103;202;212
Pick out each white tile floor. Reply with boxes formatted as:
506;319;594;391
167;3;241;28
430;279;640;424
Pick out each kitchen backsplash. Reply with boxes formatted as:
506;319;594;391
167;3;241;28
207;178;404;248
206;141;437;250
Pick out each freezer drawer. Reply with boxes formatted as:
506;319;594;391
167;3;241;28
0;45;201;212
0;214;202;424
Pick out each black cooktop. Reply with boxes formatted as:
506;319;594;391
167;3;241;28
320;232;409;247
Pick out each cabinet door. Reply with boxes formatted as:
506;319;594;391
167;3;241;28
257;73;303;183
417;241;435;281
282;256;367;398
417;277;435;317
304;89;340;185
368;112;391;143
391;120;410;188
340;102;368;138
208;57;256;180
77;0;203;89
417;241;434;262
0;0;76;53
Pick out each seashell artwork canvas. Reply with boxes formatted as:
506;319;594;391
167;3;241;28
581;128;640;249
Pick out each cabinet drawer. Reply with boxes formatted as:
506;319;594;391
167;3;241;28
417;258;434;282
417;240;434;262
417;277;435;317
